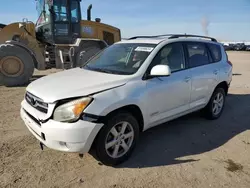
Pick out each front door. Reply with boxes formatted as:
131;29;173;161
144;42;191;127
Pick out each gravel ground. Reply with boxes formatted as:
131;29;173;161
0;51;250;188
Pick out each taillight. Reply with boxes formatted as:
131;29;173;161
227;60;233;66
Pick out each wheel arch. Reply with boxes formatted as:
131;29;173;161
103;104;145;132
215;81;229;95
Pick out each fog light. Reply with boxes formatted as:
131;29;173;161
59;141;66;146
65;142;84;150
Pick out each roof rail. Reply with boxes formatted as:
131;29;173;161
128;34;174;40
168;34;217;42
128;34;217;42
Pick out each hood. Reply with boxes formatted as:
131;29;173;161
26;68;130;103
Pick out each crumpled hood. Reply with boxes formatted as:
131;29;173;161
26;68;130;103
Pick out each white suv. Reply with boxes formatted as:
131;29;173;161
20;34;232;166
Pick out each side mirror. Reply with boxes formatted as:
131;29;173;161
150;65;171;77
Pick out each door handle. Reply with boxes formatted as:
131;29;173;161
184;76;191;82
213;70;218;75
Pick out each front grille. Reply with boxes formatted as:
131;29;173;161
25;92;48;113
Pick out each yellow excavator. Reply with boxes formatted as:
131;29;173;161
0;0;121;86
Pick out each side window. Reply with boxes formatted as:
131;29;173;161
103;31;115;45
187;43;210;68
150;43;185;72
207;43;222;62
36;2;50;25
54;0;68;22
71;1;79;22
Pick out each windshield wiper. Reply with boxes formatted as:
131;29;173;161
109;70;131;75
95;68;113;74
84;65;130;75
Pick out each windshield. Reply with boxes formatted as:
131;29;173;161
36;0;50;26
83;43;156;75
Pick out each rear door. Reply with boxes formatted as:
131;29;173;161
184;42;220;109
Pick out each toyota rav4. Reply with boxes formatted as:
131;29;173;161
20;34;233;166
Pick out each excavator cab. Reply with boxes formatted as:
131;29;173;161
36;0;82;44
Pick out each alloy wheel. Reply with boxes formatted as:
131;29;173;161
212;92;224;116
105;121;134;159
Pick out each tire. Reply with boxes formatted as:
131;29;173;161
204;88;226;120
0;44;34;87
95;111;140;166
74;46;102;67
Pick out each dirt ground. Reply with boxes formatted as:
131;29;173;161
0;51;250;188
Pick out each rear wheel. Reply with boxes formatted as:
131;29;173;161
74;46;102;67
95;111;139;166
204;88;226;120
0;44;34;86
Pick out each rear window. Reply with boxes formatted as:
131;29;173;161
207;43;222;62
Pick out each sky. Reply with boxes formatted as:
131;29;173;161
0;0;249;41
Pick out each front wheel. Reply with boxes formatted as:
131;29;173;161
204;88;226;120
0;44;34;86
95;112;139;166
